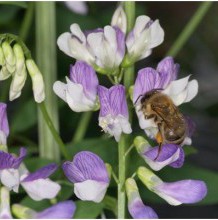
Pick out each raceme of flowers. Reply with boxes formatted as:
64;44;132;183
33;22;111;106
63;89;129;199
0;5;207;220
53;5;207;218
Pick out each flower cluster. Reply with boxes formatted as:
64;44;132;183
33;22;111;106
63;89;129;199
0;38;45;103
53;4;207;219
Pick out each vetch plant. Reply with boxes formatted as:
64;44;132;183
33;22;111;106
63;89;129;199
0;1;213;219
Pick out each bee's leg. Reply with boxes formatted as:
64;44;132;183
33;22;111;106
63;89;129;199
154;125;163;161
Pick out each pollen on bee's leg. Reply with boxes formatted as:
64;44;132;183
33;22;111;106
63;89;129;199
154;132;163;161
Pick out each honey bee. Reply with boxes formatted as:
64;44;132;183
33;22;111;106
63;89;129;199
136;89;187;160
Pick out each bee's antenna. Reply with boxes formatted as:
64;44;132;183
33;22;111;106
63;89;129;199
134;94;143;106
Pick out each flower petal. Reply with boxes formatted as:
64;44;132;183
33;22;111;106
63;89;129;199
0;169;19;192
21;178;61;201
184;79;198;103
62;151;109;183
133;68;159;103
36;201;76;219
0;147;27;169
57;32;72;57
156;57;179;88
69;61;98;102
22;163;58;182
65;1;88;15
0;103;9;137
155;180;207;205
126;178;158;219
53;81;67;102
74;180;109;203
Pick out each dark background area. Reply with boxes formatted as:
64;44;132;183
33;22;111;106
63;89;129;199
0;1;218;219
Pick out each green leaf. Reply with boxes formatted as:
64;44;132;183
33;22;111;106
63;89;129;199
102;195;117;217
184;145;198;156
20;196;51;211
74;201;104;219
10;99;37;133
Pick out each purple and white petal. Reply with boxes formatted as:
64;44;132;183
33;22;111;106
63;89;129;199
57;24;95;65
98;85;132;141
111;6;127;34
53;61;99;112
126;15;164;63
87;26;125;71
21;164;60;201
135;137;184;171
36;200;76;219
155;180;207;206
156;57;179;88
21;163;58;182
21;178;60;201
126;178;158;219
137;167;207;206
62;151;109;203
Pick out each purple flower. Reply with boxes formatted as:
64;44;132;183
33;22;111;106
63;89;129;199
53;61;99;112
0;187;12;219
57;24;125;73
0;147;27;192
20;163;60;201
138;166;207;206
62;151;110;203
134;136;184;171
0;103;9;145
98;85;132;141
133;57;198;145
12;200;76;219
124;15;164;65
126;178;158;219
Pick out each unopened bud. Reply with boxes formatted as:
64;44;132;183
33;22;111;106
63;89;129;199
12;204;36;219
0;187;12;219
26;59;45;103
111;6;127;34
2;41;16;74
9;44;27;101
0;47;5;66
137;166;163;190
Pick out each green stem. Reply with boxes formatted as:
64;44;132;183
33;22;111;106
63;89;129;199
71;112;92;144
38;102;70;160
36;2;60;162
166;1;212;57
19;2;34;41
117;3;135;218
118;134;126;219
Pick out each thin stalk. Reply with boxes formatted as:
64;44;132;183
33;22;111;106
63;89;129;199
118;134;126;219
71;112;92;144
117;2;135;219
167;1;212;57
36;2;60;162
38;102;70;160
19;2;34;41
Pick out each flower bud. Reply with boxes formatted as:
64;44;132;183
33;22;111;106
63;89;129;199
125;178;158;219
9;44;27;101
26;59;45;103
12;204;36;219
2;41;16;74
111;6;127;34
0;46;11;81
0;187;12;219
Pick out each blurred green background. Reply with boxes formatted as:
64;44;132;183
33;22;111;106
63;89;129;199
0;1;218;218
